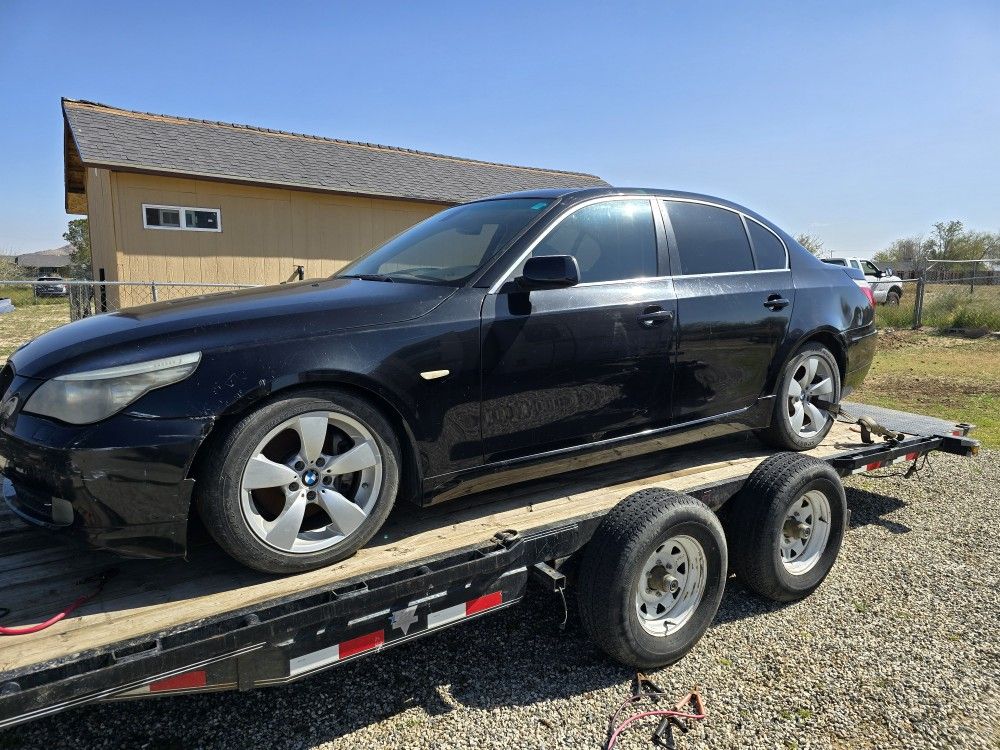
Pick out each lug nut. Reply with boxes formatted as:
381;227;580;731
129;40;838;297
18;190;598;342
322;476;332;485
315;457;325;467
289;482;299;491
307;490;317;500
294;460;305;471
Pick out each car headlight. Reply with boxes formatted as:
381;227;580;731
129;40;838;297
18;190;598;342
24;352;201;425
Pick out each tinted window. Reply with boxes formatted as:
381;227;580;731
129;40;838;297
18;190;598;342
340;199;551;285
822;259;847;266
533;199;656;283
746;218;786;270
665;201;754;275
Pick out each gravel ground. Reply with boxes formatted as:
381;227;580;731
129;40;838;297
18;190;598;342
2;450;998;750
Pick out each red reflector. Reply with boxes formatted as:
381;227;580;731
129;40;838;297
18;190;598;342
466;591;503;616
861;285;876;308
339;630;384;659
149;670;207;692
905;452;918;461
866;461;881;471
952;430;962;436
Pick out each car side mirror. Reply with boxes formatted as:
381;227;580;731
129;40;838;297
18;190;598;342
517;255;580;290
882;267;892;277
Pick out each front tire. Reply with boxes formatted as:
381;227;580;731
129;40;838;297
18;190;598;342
758;343;841;451
577;489;727;669
196;388;400;574
885;289;901;306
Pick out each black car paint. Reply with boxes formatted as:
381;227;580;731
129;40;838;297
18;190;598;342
0;187;876;558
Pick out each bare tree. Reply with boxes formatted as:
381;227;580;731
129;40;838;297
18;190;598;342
794;233;826;257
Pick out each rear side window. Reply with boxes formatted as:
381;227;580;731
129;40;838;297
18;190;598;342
745;218;787;270
533;199;657;283
822;259;847;266
664;201;754;275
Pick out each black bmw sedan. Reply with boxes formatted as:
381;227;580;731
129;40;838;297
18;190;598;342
0;188;876;573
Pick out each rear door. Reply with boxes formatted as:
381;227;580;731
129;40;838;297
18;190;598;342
480;197;676;462
662;199;793;422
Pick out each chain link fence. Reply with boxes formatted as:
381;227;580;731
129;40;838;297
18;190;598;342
0;280;261;321
876;275;1000;331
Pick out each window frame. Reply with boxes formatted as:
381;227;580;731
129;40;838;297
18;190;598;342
488;195;666;293
142;204;223;233
659;197;789;278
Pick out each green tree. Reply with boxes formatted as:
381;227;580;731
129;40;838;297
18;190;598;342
62;218;92;279
929;220;965;259
794;233;825;256
873;236;935;273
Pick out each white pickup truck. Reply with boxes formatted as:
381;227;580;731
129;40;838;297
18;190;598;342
822;257;904;305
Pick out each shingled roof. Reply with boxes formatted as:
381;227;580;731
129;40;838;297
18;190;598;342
62;99;607;212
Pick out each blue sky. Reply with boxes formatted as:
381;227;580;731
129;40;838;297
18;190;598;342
1;0;998;256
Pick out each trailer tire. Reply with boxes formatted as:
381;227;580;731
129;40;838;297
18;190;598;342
727;453;846;602
577;489;727;669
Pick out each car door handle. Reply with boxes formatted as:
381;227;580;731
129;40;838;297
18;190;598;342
637;307;674;327
763;295;790;311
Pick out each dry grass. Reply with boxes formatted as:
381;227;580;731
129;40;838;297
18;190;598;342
851;329;1000;447
0;303;70;365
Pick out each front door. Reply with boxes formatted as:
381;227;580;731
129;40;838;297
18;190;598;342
481;197;675;463
662;199;794;422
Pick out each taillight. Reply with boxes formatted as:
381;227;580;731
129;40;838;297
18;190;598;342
861;285;876;308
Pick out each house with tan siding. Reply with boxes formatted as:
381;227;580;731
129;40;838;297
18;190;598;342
61;98;607;305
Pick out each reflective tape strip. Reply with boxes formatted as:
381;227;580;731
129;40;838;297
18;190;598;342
852;452;921;474
289;591;505;677
119;669;208;696
289;629;385;676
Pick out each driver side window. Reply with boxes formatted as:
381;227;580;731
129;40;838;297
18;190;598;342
531;199;657;283
861;260;880;276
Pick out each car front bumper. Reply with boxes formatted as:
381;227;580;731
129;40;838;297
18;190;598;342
0;405;213;558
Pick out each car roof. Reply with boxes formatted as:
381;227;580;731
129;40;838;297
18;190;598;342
478;187;783;233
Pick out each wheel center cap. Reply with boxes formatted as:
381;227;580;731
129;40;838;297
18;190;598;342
302;469;319;487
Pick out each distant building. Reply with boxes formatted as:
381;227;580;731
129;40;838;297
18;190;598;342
61;98;607;302
15;244;74;275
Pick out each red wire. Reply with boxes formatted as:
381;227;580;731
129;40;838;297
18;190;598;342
607;708;706;749
0;581;105;636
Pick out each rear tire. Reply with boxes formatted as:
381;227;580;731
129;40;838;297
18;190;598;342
726;453;846;602
758;343;841;451
885;289;901;306
196;388;400;574
577;489;727;669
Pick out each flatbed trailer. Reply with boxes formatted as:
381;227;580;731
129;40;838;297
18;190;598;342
0;403;977;730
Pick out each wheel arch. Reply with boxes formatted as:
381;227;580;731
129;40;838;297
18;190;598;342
768;328;848;398
187;374;423;508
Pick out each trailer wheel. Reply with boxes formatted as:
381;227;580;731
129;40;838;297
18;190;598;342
727;453;846;602
577;489;727;669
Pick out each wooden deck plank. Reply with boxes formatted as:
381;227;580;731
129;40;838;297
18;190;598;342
0;423;869;675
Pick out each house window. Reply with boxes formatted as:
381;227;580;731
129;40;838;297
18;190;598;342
143;204;221;232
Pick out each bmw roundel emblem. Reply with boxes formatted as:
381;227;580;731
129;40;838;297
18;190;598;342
302;469;319;487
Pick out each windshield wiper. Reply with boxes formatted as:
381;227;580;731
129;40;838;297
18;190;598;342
341;273;394;282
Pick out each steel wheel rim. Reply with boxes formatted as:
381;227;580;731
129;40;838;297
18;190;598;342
786;354;835;438
239;411;383;554
780;489;832;575
634;534;707;637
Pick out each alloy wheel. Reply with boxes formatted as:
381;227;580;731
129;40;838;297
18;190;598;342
239;411;383;554
786;354;835;438
634;535;708;637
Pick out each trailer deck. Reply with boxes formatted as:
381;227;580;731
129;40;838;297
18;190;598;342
0;403;977;729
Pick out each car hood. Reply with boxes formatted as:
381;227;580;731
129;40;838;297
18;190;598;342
10;277;456;380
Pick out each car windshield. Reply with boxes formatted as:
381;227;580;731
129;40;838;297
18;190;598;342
337;198;552;285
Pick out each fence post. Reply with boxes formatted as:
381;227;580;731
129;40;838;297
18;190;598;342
151;281;158;302
912;277;925;330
